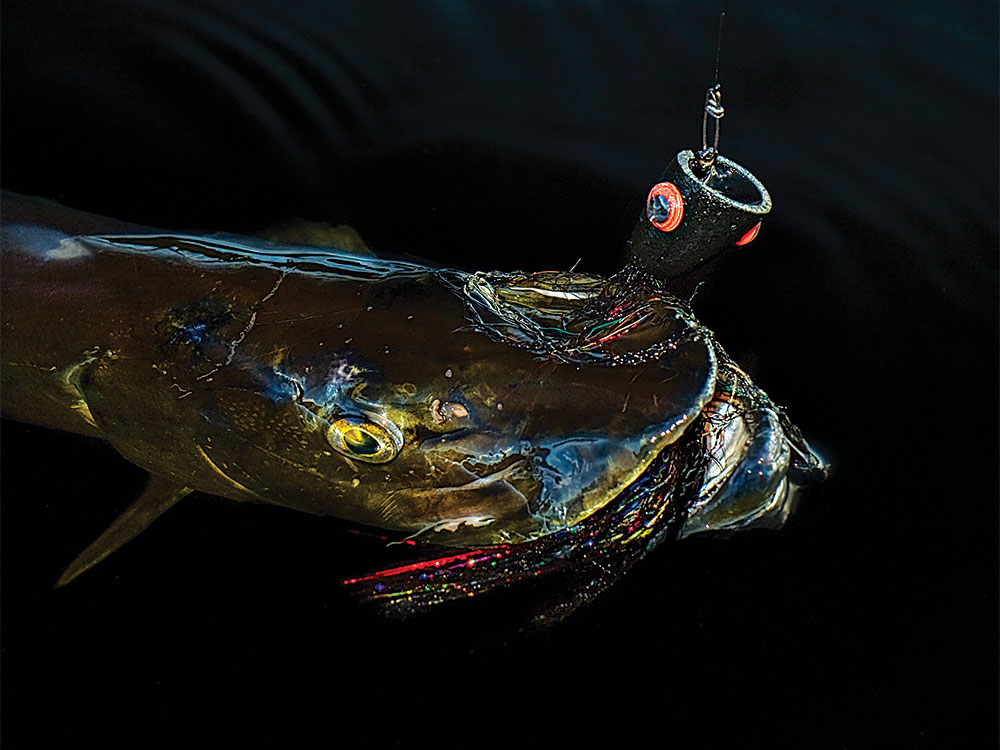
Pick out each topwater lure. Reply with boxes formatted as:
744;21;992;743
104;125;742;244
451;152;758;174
0;85;825;621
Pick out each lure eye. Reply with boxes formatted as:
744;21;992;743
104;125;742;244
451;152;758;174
646;181;684;232
735;222;761;246
327;417;399;463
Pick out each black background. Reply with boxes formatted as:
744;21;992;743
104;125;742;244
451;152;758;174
2;1;996;746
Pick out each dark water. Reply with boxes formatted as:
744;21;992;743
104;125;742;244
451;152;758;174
2;0;996;745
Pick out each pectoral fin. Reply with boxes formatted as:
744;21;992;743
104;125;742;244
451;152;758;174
55;476;191;587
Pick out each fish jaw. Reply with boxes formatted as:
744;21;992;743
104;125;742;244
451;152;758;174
679;360;828;538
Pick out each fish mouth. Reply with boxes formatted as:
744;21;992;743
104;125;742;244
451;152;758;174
678;360;828;538
377;455;534;541
382;430;682;545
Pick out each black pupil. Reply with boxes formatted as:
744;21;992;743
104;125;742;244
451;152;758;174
648;194;672;223
344;428;380;455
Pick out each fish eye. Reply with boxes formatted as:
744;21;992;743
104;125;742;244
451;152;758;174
327;417;399;463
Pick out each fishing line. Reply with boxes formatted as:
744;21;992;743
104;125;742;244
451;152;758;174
713;0;726;87
696;0;727;177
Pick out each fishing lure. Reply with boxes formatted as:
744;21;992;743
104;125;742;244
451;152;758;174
0;85;825;621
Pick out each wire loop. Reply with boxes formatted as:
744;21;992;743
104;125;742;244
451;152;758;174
696;85;725;174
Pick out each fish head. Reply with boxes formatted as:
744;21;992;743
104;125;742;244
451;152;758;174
78;265;718;547
309;328;716;545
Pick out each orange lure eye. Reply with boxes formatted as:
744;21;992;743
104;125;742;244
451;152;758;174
646;181;685;232
735;221;761;246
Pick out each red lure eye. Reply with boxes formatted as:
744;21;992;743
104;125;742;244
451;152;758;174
646;182;684;232
735;222;761;246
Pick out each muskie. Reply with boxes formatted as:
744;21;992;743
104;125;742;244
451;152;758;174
1;127;825;619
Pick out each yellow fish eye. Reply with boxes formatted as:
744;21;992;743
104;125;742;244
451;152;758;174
327;417;399;463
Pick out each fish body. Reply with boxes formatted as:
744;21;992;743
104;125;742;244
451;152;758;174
1;195;713;538
1;187;824;616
